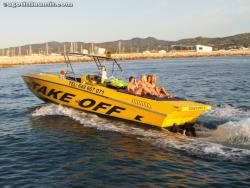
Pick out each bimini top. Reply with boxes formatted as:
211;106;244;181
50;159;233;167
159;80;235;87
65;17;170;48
62;52;113;59
62;52;123;76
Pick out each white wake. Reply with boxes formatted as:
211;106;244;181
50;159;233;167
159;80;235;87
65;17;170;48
32;104;250;160
202;105;250;145
203;104;250;121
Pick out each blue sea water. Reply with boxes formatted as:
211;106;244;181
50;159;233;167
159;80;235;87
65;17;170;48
0;56;250;187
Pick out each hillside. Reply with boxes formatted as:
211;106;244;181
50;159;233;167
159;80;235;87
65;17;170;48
1;33;250;55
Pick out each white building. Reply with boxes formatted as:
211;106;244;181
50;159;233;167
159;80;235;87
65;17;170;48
196;45;213;52
81;49;89;54
158;50;167;54
142;50;151;54
94;47;106;54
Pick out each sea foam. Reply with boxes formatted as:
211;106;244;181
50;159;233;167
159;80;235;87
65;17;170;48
32;104;250;160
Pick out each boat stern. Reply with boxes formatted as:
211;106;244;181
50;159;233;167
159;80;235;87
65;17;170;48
161;101;211;127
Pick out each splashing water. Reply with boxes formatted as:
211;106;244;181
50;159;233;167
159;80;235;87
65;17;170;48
200;105;250;145
32;104;250;160
208;118;250;145
203;104;250;121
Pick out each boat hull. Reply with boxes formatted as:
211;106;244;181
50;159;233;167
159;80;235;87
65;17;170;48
22;73;211;128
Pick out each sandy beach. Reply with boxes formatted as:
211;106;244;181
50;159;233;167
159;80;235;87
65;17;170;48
0;49;250;68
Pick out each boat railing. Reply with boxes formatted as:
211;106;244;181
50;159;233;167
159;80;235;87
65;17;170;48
63;53;78;81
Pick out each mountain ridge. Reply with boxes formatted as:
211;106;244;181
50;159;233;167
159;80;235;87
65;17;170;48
2;33;250;55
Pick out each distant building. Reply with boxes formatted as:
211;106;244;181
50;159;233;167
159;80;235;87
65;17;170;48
239;47;248;50
158;50;167;54
150;50;158;53
196;45;213;52
171;45;194;51
94;47;106;54
142;50;151;54
51;53;60;56
81;49;89;54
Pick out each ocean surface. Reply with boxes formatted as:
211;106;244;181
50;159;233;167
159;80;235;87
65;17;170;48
1;56;250;187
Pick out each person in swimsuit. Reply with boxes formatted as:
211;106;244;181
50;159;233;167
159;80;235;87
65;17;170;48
146;75;159;96
150;75;175;98
127;76;138;94
136;75;153;96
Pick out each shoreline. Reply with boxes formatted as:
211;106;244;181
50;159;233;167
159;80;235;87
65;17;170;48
1;50;250;68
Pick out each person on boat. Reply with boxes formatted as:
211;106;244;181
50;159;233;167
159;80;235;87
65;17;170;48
149;75;175;98
136;75;153;96
100;66;107;83
145;75;160;97
127;76;138;94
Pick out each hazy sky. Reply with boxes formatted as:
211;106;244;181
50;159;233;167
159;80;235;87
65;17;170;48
0;0;250;48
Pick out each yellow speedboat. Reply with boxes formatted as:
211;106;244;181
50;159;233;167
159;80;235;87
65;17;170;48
22;52;211;136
